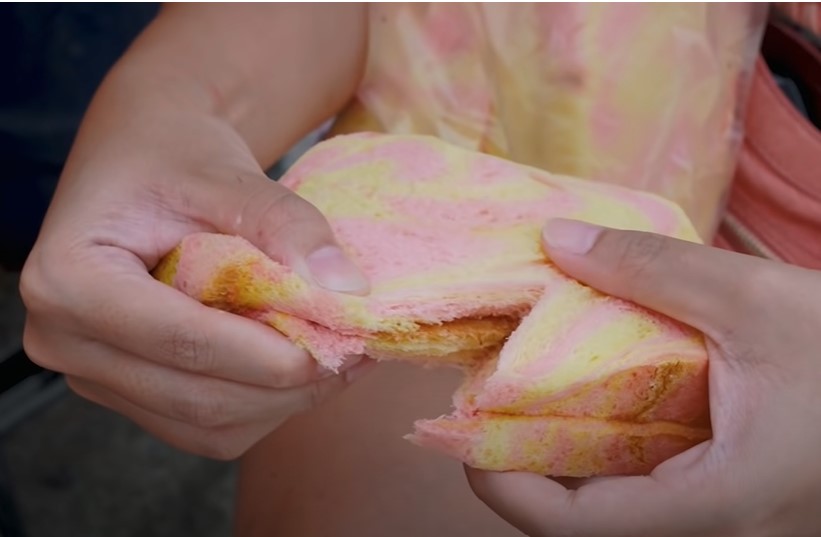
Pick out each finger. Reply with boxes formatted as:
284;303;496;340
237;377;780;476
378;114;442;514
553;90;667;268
28;319;371;428
67;376;273;460
465;462;720;537
61;338;360;428
66;361;373;460
191;172;369;295
61;260;358;386
540;218;786;337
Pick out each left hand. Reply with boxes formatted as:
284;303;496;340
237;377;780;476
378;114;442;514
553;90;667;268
466;218;821;537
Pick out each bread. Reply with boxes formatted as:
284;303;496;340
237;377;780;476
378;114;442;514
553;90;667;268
154;133;711;476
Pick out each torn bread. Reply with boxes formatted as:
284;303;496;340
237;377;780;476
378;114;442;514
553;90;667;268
154;133;710;476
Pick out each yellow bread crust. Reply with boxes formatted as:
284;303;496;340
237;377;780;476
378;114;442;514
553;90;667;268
409;414;711;477
367;317;519;362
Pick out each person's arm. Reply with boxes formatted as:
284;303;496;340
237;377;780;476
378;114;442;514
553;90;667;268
21;4;373;460
72;3;367;169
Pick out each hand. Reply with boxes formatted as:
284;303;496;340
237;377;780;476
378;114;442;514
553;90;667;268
20;113;372;459
467;218;821;537
19;3;371;459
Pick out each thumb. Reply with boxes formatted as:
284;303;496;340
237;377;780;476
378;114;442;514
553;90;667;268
465;455;719;537
540;218;773;338
198;172;369;295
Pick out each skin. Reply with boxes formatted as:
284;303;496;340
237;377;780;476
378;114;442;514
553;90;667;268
235;362;523;537
19;4;373;460
19;3;821;536
468;219;821;537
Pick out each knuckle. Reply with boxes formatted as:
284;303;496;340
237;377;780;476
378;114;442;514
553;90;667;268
159;324;216;374
307;377;344;409
19;255;55;314
271;194;324;232
171;385;231;429
247;189;327;247
20;248;84;327
715;262;807;356
280;382;328;416
18;266;39;311
269;189;320;222
268;357;314;389
21;322;60;371
739;261;782;306
612;231;668;283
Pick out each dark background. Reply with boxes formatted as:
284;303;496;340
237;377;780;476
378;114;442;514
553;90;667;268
1;4;235;537
0;3;159;270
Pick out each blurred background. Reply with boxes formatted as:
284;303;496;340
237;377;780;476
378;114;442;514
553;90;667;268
0;4;234;536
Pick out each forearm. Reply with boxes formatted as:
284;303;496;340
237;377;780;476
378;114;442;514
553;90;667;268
66;3;367;173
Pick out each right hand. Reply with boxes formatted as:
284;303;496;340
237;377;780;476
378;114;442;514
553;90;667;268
20;95;372;460
467;219;821;537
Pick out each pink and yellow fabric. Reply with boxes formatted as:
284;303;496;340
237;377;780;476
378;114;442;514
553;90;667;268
331;3;767;240
155;133;711;476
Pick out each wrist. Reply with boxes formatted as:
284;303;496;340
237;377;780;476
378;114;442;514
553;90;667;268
64;61;259;178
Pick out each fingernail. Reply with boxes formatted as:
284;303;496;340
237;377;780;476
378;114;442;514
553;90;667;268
305;246;370;294
542;219;602;255
345;358;379;383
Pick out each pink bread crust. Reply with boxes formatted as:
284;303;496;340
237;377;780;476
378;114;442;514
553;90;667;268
169;233;354;330
162;231;525;369
473;272;709;425
167;232;542;335
153;133;713;476
463;357;710;426
408;415;710;478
